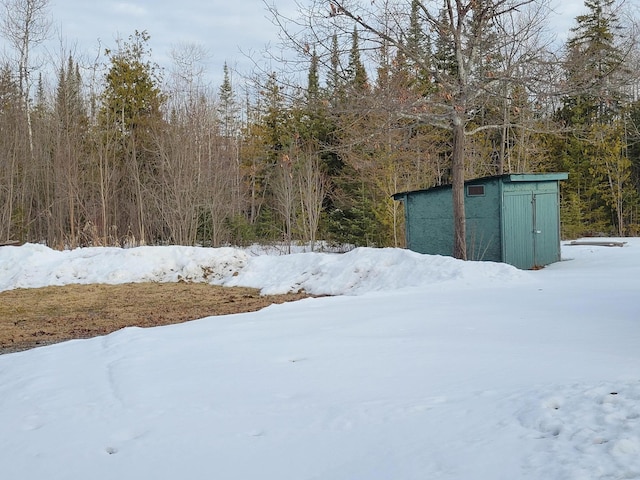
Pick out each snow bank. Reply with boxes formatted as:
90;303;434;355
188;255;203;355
0;243;248;292
0;243;526;296
224;247;526;295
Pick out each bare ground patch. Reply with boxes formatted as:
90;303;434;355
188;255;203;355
0;283;310;354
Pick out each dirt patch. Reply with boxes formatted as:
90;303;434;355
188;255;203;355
0;283;310;355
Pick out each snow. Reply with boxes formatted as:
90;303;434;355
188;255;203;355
0;239;639;479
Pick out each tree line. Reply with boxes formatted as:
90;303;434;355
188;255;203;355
1;0;639;254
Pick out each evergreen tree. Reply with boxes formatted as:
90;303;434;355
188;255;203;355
52;55;88;246
404;0;432;94
346;27;369;93
552;0;637;236
563;0;628;125
99;30;165;244
56;56;86;131
261;72;291;164
100;30;164;136
0;63;21;113
326;33;345;108
307;48;320;103
242;72;295;241
218;62;239;138
432;6;457;79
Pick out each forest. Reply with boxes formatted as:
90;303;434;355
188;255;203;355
1;0;639;255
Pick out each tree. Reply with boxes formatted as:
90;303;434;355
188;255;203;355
99;30;165;245
101;31;164;136
296;150;327;249
0;0;51;245
52;55;88;247
346;26;369;93
0;62;24;242
307;48;321;101
313;0;549;258
296;50;329;249
588;124;633;235
564;0;629;124
327;33;345;107
217;62;242;218
0;0;51;155
553;0;638;236
404;0;433;94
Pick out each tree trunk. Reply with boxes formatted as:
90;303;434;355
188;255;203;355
452;119;466;260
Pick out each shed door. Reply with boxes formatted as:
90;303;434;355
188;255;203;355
532;192;560;267
503;192;559;269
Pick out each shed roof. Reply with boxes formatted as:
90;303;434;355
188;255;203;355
392;172;569;199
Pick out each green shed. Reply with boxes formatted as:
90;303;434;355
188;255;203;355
392;173;569;269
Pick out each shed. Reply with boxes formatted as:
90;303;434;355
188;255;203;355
392;173;569;269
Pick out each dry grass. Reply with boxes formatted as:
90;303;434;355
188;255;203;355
0;283;310;354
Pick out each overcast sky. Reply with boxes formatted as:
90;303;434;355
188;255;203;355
45;0;301;86
6;0;588;88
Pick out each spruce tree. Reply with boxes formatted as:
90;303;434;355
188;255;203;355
327;33;345;108
404;0;432;94
564;0;628;124
218;62;239;138
346;26;369;94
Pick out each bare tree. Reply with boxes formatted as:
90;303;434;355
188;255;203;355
281;0;553;258
0;64;21;241
297;150;327;249
273;152;297;252
1;0;51;155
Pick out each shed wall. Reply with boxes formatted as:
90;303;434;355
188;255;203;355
464;178;502;262
404;189;453;256
403;179;503;261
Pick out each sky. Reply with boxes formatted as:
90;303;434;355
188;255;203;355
0;0;589;89
48;0;302;86
0;239;639;479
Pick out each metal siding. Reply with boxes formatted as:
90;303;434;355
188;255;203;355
502;183;562;269
405;190;453;256
503;192;535;269
465;178;501;261
404;195;415;251
533;192;561;266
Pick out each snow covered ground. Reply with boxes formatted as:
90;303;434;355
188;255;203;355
0;239;639;479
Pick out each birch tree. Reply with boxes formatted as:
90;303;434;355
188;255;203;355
0;0;50;155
